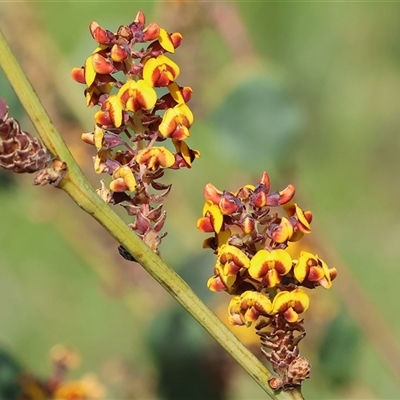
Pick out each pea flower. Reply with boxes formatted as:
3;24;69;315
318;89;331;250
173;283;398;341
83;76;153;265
72;11;200;255
198;172;337;391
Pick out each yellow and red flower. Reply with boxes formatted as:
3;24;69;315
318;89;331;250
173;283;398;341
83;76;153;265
207;263;236;292
172;139;200;168
218;244;250;275
249;249;292;288
135;146;175;170
203;183;223;205
118;79;157;112
271;289;310;323
207;244;250;292
157;28;175;53
270;217;294;243
94;95;123;128
168;82;192;104
159;103;193;140
54;374;106;400
284;201;313;234
228;291;273;327
294;251;337;289
110;166;137;192
197;200;224;234
143;54;180;87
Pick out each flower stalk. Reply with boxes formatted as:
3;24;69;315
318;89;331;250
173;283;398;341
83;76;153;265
0;26;304;400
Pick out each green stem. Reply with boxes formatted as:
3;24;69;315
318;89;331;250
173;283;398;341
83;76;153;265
0;29;304;400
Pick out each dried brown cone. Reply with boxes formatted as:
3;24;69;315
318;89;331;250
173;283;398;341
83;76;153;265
257;316;310;391
0;98;49;173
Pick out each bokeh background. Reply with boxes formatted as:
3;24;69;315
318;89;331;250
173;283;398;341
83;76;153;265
1;1;400;399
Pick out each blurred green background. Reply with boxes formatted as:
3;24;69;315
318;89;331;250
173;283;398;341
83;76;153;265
1;1;400;399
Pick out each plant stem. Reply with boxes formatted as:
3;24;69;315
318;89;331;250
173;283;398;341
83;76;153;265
0;29;304;400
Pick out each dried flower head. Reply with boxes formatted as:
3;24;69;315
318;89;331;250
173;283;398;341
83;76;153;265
0;98;66;186
0;98;49;173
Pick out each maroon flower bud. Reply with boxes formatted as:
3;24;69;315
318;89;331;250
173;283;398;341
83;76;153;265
236;185;253;201
89;21;114;44
134;10;146;27
219;191;241;215
143;22;160;42
136;211;151;234
110;44;130;62
259;171;270;192
92;53;114;74
182;86;193;103
170;32;182;49
250;184;268;208
203;183;222;205
278;184;296;205
70;67;85;84
240;214;255;235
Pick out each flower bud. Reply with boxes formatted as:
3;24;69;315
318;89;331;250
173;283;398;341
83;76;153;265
134;10;146;26
144;22;160;42
89;21;114;44
92;53;114;74
240;214;255;235
110;44;130;62
219;191;241;215
171;32;182;49
70;67;85;84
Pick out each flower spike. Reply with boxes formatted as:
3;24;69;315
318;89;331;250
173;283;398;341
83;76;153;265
71;11;199;255
198;172;337;391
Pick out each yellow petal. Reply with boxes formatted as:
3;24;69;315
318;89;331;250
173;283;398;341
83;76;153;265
272;289;309;315
94;126;104;150
294;251;312;283
136;146;175;170
219;244;250;269
249;249;292;281
272;217;294;243
115;166;137;192
240;291;273;315
168;82;184;104
84;55;96;87
158;28;175;53
142;57;158;86
106;95;123;127
207;204;223;234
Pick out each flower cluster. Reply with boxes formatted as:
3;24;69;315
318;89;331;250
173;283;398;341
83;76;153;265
71;11;199;254
197;172;337;390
